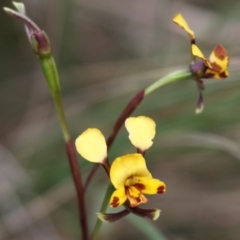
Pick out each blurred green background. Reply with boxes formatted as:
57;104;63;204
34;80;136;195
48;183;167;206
1;0;240;239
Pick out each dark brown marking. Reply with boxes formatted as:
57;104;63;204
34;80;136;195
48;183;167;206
157;186;165;194
134;183;145;191
210;62;222;72
213;44;228;60
111;197;119;208
219;71;228;78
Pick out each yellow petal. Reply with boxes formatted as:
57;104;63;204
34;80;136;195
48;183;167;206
173;13;195;40
191;44;211;68
110;154;152;189
204;44;229;79
134;178;166;195
125;116;156;151
110;187;127;208
75;128;107;163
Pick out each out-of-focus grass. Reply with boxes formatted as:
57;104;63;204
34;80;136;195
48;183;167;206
1;0;240;239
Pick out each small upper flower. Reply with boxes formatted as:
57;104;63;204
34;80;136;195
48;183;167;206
109;153;166;208
173;13;229;113
173;13;229;78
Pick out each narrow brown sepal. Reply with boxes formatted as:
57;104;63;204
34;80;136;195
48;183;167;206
97;209;130;223
130;207;161;221
195;92;204;114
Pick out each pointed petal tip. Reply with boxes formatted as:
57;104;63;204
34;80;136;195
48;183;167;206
97;210;130;223
152;209;161;221
131;207;161;221
3;7;12;13
195;92;204;114
96;213;110;223
172;13;195;39
195;106;204;114
12;2;25;13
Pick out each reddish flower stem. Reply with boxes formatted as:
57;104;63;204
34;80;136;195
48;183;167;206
66;139;88;240
84;90;145;191
106;90;145;148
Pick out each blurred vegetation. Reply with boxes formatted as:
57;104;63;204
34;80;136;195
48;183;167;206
1;0;240;239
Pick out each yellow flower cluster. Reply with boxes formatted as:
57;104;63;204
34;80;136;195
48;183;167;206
173;13;229;79
75;116;166;208
173;14;229;113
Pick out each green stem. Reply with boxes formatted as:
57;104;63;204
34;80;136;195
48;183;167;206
4;5;89;239
53;94;70;141
39;55;69;141
91;184;112;240
145;68;192;95
39;55;88;239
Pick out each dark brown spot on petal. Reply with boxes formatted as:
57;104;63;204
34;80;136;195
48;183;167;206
111;197;120;208
157;186;166;194
219;71;228;78
213;44;228;60
134;183;145;191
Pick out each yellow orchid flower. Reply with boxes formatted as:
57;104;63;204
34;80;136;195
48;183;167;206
203;44;229;79
173;13;228;74
75;116;165;209
173;13;229;113
173;13;229;78
109;154;166;208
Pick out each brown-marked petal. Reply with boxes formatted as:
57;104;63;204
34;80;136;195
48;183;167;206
134;178;166;195
125;116;156;151
204;44;229;79
191;45;211;68
110;187;127;208
75;128;107;163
